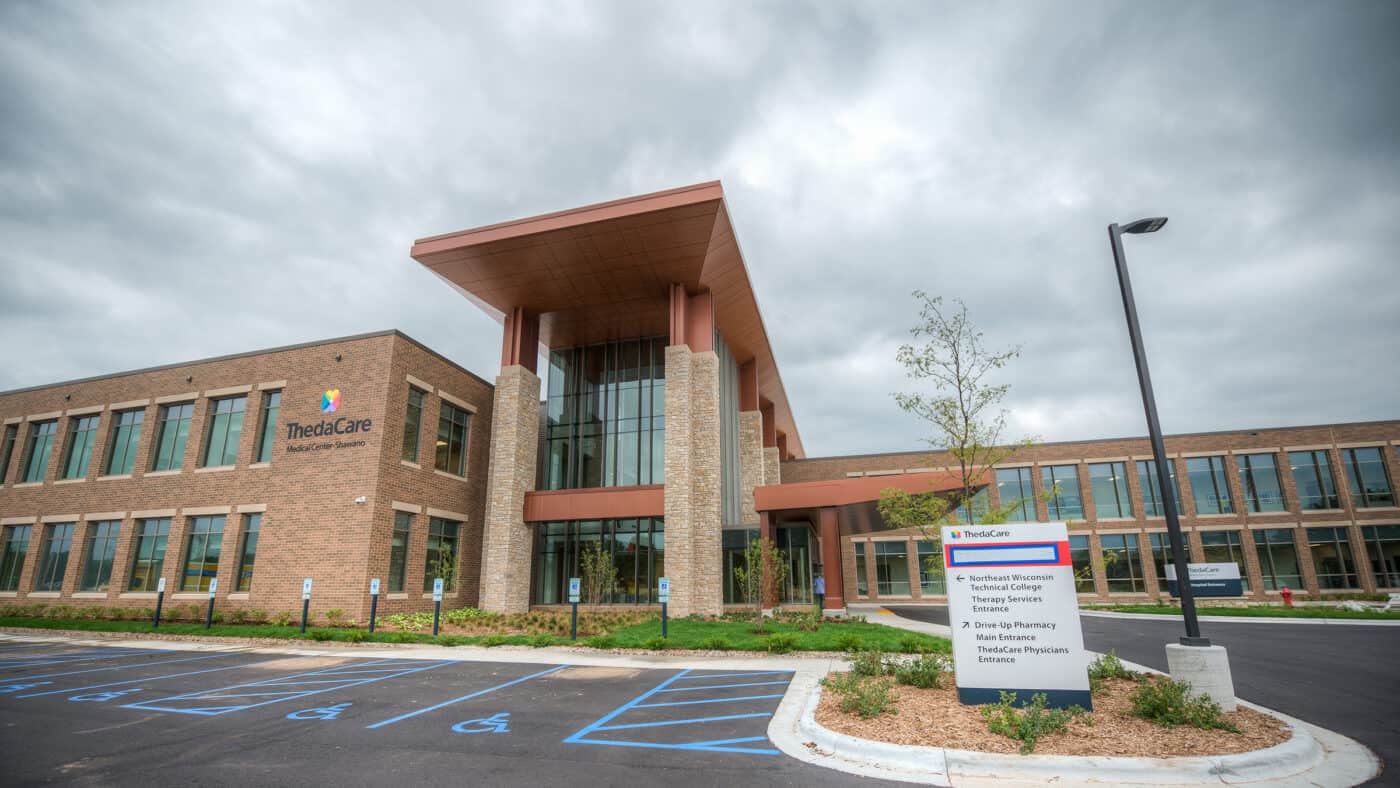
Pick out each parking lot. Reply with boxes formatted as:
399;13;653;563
0;639;890;787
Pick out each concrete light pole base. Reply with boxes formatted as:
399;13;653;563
1166;643;1236;712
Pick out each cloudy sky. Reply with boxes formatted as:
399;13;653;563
2;1;1396;457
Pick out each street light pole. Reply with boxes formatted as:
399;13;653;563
1107;219;1209;647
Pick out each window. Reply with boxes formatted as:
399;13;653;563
1089;462;1133;519
254;391;280;464
80;521;121;592
424;517;461;591
1069;535;1093;592
1238;453;1286;513
532;519;665;604
151;403;193;471
1307;527;1359;589
1362;525;1400;588
1341;447;1394;508
128;518;170;592
389;512;412;593
1289;450;1339;510
955;488;990;524
917;541;945;594
996;467;1034;521
60;415;101;480
1200;530;1250;592
1253;529;1301;590
874;541;911;596
21;420;57;482
542;337;667;490
1148;533;1176;593
236;514;260;592
854;542;868;597
1100;533;1144;592
1186;456;1234;515
104;409;144;476
0;525;32;591
721;528;758;604
0;424;17;483
434;403;472;477
402;388;424;463
180;516;224;592
202;397;246;468
1136;460;1181;517
1042;465;1084;520
34;522;75;592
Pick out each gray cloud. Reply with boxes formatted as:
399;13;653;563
2;0;1396;457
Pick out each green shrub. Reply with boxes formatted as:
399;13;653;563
642;636;668;650
897;634;932;654
344;630;369;643
308;628;335;642
834;633;863;652
699;636;732;651
392;631;416;643
766;632;800;654
1130;677;1238;732
480;635;508;647
822;672;896;719
245;608;268;624
981;692;1087;754
893;653;949;689
436;634;468;646
848;649;893;677
227;608;248;625
325;609;346;626
583;635;616;649
528;633;555;648
1088;649;1135;681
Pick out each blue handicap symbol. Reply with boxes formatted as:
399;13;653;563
452;712;510;734
0;681;53;694
287;702;351;721
70;688;143;702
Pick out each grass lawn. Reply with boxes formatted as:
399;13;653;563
1084;604;1400;620
0;615;950;653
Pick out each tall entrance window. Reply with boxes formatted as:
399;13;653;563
853;542;869;597
777;526;813;604
542;336;667;490
722;527;759;604
532;518;664;604
389;512;412;592
873;541;911;596
424;518;461;591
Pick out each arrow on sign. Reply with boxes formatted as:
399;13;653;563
956;575;965;582
961;621;969;629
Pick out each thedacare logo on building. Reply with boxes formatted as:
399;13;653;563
285;388;372;443
322;389;341;413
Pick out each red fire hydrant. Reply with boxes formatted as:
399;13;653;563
1280;586;1294;607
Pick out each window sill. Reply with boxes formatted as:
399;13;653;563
97;474;133;481
1096;517;1135;523
1196;513;1237;519
12;481;43;488
73;592;108;598
119;592;158;599
1299;509;1345;514
145;469;182;478
226;592;250;600
0;591;17;597
54;478;87;485
387;593;408;600
195;465;235;474
28;592;61;598
1356;506;1400;512
172;592;210;600
248;463;270;470
433;470;468;481
401;460;421;469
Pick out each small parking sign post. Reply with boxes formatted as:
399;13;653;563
432;578;444;637
301;578;313;634
204;578;218;630
658;577;671;639
568;577;581;640
153;576;166;629
368;578;381;633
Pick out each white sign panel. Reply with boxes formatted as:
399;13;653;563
942;522;1092;709
657;577;671;603
370;578;380;596
208;578;218;597
1165;562;1244;597
433;577;444;602
568;577;581;604
157;577;166;593
302;578;313;600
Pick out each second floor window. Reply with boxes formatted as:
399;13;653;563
1;424;18;483
1089;462;1133;519
1186;456;1234;515
1136;459;1181;517
403;388;424;462
104;409;144;476
202;396;247;467
1289;450;1339;510
254;391;280;464
22;420;57;483
151;403;193;471
435;402;471;477
995;467;1034;521
1238;453;1286;512
62;415;101;479
1041;464;1084;520
1341;447;1394;508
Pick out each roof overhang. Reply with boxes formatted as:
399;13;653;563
753;468;990;512
410;181;805;457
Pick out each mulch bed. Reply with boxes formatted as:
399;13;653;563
816;675;1292;757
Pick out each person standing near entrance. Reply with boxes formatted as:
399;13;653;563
813;572;826;611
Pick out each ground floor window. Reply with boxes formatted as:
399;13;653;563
81;521;121;592
722;528;757;604
1307;527;1359;589
533;518;664;605
236;514;260;592
917;541;945;595
1100;533;1144;593
35;523;75;592
874;541;911;596
853;542;868;597
1254;528;1301;590
1147;533;1174;593
128;518;170;592
1363;525;1400;588
389;512;412;593
1069;534;1093;592
0;525;32;592
425;518;461;592
777;526;813;604
1200;530;1250;592
180;515;224;592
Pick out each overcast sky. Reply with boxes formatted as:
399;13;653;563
2;1;1396;457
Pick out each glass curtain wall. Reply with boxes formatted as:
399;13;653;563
533;518;664;604
543;337;666;490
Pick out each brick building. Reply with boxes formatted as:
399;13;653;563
3;182;1397;620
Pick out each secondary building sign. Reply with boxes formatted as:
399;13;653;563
1166;563;1244;598
942;522;1092;709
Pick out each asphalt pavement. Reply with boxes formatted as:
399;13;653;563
886;605;1400;787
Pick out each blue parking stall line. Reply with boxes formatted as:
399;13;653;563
563;737;781;755
657;680;790;693
634;693;785;708
594;712;771;731
17;659;279;698
672;670;793;681
0;649;168;672
366;664;568;729
123;658;454;716
683;736;772;748
9;652;228;682
563;668;693;744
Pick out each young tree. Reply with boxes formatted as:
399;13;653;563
878;291;1037;580
579;541;617;614
731;537;788;634
429;542;458;594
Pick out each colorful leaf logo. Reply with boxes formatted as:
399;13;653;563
322;389;341;413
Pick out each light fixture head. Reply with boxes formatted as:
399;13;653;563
1120;217;1168;234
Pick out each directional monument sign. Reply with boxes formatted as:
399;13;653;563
942;522;1092;709
1166;562;1243;598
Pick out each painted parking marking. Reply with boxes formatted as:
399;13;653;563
69;688;144;702
287;702;352;720
8;652;228;682
0;681;54;694
366;664;568;729
0;649;167;672
452;712;511;734
18;658;280;698
564;668;786;755
123;658;454;716
656;680;790;692
671;671;792;681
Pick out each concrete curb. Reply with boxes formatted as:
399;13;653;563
1080;610;1400;627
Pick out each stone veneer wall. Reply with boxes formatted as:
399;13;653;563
477;365;540;613
664;344;724;617
738;410;765;525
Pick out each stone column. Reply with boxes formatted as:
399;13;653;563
477;365;540;614
664;344;724;617
819;507;845;614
